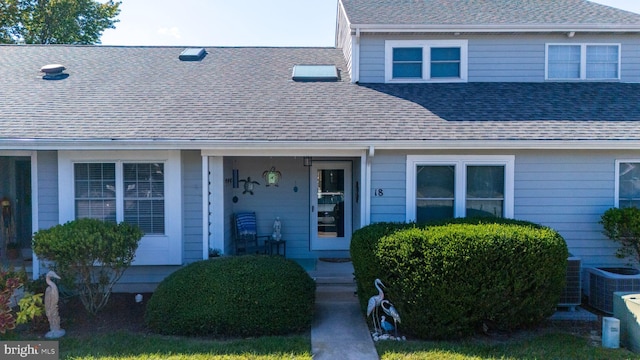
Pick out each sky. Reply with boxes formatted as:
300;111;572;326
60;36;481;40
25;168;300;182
100;0;640;47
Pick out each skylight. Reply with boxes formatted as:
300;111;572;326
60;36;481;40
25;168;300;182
292;65;339;82
179;48;207;61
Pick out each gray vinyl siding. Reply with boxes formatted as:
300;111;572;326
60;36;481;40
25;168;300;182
369;149;640;269
37;151;58;231
513;151;618;268
358;33;640;83
182;150;203;264
359;37;385;83
370;152;407;223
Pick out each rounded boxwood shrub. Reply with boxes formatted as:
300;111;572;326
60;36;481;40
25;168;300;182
377;222;568;339
350;222;412;312
145;255;315;337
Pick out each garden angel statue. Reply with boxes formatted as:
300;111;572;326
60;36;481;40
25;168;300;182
272;217;282;241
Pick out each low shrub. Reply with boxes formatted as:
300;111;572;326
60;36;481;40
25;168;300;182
351;219;568;340
32;218;143;315
145;255;315;337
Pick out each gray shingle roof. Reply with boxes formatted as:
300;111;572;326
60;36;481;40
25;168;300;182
1;45;639;146
340;0;640;26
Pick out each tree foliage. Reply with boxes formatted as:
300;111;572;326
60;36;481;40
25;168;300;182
0;0;121;44
601;206;640;267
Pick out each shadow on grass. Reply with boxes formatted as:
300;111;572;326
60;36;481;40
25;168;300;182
56;331;311;360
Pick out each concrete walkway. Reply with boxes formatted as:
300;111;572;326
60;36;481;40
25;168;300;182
309;260;379;360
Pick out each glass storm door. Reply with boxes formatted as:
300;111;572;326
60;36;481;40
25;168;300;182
310;162;352;250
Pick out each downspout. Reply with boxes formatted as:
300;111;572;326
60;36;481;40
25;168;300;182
31;151;39;277
364;145;374;225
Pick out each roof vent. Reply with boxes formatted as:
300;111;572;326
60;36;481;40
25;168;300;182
179;48;207;61
292;65;339;82
40;64;68;80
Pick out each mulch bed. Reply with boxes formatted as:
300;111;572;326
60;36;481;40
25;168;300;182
17;293;153;338
17;292;601;344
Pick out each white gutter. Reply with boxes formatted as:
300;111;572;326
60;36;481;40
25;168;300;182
2;139;640;151
351;23;640;33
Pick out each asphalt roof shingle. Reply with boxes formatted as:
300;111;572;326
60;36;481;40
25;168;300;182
1;45;640;145
340;0;640;26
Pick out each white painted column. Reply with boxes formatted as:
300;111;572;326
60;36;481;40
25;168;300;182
206;156;225;255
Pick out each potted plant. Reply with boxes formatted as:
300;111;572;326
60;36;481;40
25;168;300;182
208;248;221;258
6;241;19;260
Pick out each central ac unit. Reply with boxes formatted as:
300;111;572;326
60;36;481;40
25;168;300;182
558;256;581;311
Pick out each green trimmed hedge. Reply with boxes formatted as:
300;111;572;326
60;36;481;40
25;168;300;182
351;219;568;339
350;222;413;312
145;255;315;337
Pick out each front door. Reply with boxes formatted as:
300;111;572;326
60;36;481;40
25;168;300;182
15;160;32;250
310;161;352;250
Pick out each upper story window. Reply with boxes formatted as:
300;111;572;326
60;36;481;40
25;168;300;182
546;44;620;80
616;160;640;208
385;40;468;83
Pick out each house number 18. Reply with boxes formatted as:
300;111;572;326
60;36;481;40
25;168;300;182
374;189;384;196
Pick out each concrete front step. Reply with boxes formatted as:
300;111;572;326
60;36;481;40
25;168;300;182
312;275;355;285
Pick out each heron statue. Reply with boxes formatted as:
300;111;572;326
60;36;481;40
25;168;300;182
380;299;401;338
380;315;395;334
44;270;65;339
366;278;385;334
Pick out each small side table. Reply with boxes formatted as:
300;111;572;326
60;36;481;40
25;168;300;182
266;239;286;257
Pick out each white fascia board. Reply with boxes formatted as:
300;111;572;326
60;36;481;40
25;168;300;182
2;139;640;152
368;140;640;150
0;139;371;152
351;23;640;33
201;147;367;157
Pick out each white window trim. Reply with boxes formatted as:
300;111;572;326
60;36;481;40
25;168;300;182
58;150;182;265
545;43;621;81
405;155;515;222
385;40;469;83
615;159;640;208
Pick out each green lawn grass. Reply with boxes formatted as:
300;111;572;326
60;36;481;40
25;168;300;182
8;325;640;359
377;332;639;360
10;331;311;360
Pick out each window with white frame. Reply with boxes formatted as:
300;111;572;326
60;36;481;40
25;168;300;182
616;160;640;208
74;162;165;234
385;40;468;82
546;44;620;80
59;151;182;265
406;156;514;223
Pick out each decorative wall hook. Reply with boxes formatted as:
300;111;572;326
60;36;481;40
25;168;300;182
239;177;260;195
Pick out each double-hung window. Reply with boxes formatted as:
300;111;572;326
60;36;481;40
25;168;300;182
59;151;182;265
546;44;620;80
406;156;514;223
386;40;468;82
616;160;640;208
74;162;165;234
